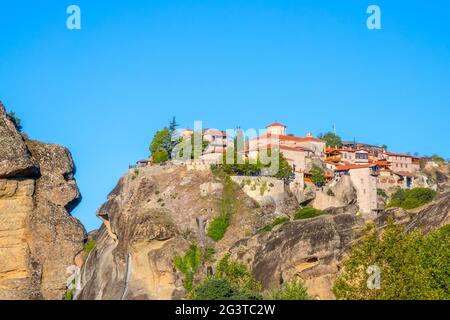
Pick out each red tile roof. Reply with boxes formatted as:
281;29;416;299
247;143;312;153
335;164;375;171
384;152;414;158
251;133;324;143
392;171;416;177
266;122;286;128
203;129;228;137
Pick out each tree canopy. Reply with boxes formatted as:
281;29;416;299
310;165;327;187
333;222;450;300
7;111;23;132
318;132;342;148
149;117;180;163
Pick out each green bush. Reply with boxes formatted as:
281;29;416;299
327;189;335;196
207;176;236;241
294;207;324;220
207;216;231;241
387;188;436;210
260;181;268;196
333;221;450;300
173;243;202;292
258;217;290;233
7;111;23;132
152;148;169;163
310;165;327;187
190;255;262;300
65;289;74;300
189;278;258;300
377;188;388;198
265;280;311;300
83;240;96;253
131;169;139;180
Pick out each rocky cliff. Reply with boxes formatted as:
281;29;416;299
77;165;266;299
0;103;86;300
78;163;450;300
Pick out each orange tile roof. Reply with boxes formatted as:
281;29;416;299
374;160;391;166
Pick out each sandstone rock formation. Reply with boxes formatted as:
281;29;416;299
0;103;86;300
78;164;297;299
78;161;450;300
229;214;365;300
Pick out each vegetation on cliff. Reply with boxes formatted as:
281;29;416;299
333;221;450;300
294;207;324;220
7;111;22;132
207;174;237;241
189;255;311;300
265;280;311;300
83;240;97;254
258;216;290;233
189;255;261;300
173;242;203;292
386;187;437;210
310;165;327;187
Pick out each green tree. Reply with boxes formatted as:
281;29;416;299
333;222;450;300
432;154;446;164
219;133;262;176
265;280;311;300
274;151;294;181
149;117;182;163
310;165;327;187
7;111;22;132
188;278;256;300
152;149;169;163
189;255;262;300
150;127;170;162
318;132;342;148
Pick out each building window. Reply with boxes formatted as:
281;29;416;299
356;153;368;160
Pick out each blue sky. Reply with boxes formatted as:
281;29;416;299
1;1;449;231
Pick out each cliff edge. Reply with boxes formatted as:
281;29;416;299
0;102;86;300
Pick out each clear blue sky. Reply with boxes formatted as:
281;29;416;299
1;1;449;231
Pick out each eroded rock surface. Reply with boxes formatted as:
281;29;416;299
0;102;86;300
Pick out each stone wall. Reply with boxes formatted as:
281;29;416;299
230;176;286;213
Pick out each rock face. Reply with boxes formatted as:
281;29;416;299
0;103;86;300
0;107;36;178
78;166;273;300
78;160;450;300
229;214;365;300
